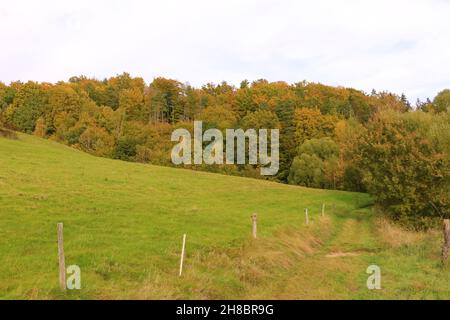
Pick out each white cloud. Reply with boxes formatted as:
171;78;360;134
0;0;449;101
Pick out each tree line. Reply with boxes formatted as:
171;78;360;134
0;73;448;228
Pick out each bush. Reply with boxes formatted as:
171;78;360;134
78;126;114;157
0;128;18;140
113;136;139;161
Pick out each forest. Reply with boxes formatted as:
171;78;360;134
0;73;448;229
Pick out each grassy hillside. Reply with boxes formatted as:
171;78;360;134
0;133;448;299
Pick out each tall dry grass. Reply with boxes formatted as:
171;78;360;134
375;217;430;248
132;216;334;299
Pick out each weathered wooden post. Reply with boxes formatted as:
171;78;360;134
57;223;66;290
443;219;450;265
179;234;186;276
305;208;309;225
322;203;325;217
251;214;257;239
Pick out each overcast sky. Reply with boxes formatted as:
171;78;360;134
1;0;449;102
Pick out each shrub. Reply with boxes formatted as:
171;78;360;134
78;126;114;157
0;128;18;140
113;136;139;161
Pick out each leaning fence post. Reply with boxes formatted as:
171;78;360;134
179;234;187;276
305;208;309;225
251;214;257;239
57;223;66;291
443;219;450;265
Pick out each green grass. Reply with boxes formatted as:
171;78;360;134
0;133;448;299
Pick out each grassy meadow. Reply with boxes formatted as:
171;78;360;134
0;133;448;299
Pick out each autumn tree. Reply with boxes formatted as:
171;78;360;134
334;118;367;191
241;110;280;130
293;107;338;145
119;87;145;121
78;125;115;157
46;83;86;138
197;105;237;130
5;82;49;133
357;111;449;229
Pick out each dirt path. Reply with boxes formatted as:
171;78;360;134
271;212;381;299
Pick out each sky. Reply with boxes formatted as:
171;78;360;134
1;0;449;102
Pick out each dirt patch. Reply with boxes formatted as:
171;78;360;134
325;251;360;258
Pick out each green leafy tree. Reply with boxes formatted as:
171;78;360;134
113;136;139;161
241;110;280;130
148;77;184;123
288;137;339;189
432;89;450;113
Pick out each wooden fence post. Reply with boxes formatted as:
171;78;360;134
443;219;450;265
179;234;186;276
305;208;309;225
322;203;325;217
251;214;257;239
57;223;66;291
